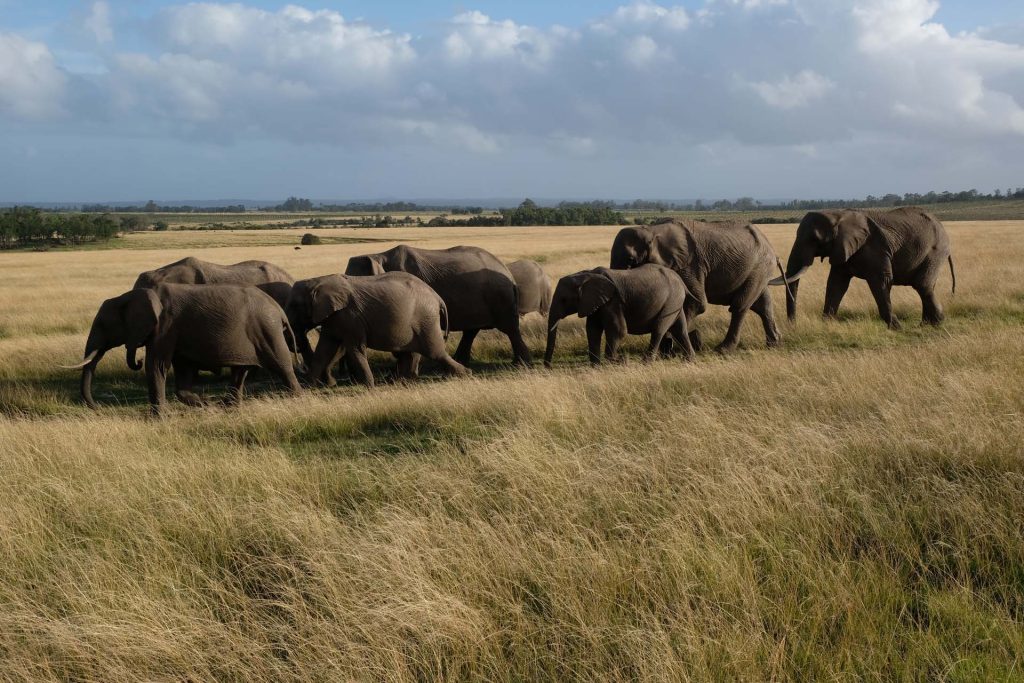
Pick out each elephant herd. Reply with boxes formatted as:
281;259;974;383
66;207;955;415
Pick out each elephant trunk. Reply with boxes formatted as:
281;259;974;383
773;243;815;321
544;302;568;368
77;335;107;409
126;344;142;371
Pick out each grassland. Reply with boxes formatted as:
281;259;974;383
1;222;1023;680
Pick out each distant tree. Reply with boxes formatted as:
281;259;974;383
144;200;158;213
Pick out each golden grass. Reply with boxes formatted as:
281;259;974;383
1;222;1023;680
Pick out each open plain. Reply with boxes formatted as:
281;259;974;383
1;222;1023;680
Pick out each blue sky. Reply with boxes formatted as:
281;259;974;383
0;0;1022;202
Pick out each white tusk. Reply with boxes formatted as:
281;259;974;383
59;349;99;369
549;320;561;333
768;265;810;286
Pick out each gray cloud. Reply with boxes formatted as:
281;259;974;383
0;0;1022;200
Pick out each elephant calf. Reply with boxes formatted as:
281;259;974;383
69;284;302;415
303;273;469;388
545;264;695;367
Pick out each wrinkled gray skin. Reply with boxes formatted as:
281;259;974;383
302;273;468;388
610;219;786;353
73;284;301;415
545;264;695;366
770;207;955;329
346;245;531;366
507;259;552;317
133;257;308;363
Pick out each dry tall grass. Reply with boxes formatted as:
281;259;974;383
1;223;1022;680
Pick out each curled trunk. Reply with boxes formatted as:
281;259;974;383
126;345;142;371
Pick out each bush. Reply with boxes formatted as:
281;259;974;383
300;233;322;245
153;221;169;231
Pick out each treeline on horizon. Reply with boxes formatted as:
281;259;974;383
67;187;1024;215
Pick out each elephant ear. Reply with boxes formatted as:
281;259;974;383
578;275;618;318
310;281;351;325
346;255;384;276
831;212;872;265
122;288;162;345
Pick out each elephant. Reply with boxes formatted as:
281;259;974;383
507;259;552;317
345;245;531;366
133;256;295;289
301;273;469;388
133;258;306;366
769;207;956;329
544;264;695;366
67;284;301;415
610;219;787;353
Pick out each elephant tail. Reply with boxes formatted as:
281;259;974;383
440;299;450;341
948;255;956;295
282;318;306;373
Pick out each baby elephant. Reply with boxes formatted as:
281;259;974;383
69;283;302;415
544;264;695;367
303;273;469;388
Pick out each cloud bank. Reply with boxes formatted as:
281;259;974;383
0;0;1022;200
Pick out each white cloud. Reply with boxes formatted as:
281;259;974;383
4;0;1024;198
0;32;66;119
84;1;113;44
745;70;834;109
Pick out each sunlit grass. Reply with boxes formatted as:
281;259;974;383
0;222;1022;679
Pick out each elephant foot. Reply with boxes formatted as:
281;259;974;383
887;318;902;331
714;342;738;355
177;391;208;408
922;315;944;326
765;337;782;349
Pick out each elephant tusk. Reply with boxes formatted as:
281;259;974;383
549;320;561;333
768;265;810;286
60;349;99;369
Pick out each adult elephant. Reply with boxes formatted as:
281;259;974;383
610;219;787;353
133;256;294;289
769;207;955;328
345;245;531;366
133;257;307;364
66;284;301;415
507;259;552;317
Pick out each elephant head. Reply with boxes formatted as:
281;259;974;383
66;288;162;408
610;226;660;270
344;254;385;276
544;269;611;367
769;210;874;320
284;278;325;367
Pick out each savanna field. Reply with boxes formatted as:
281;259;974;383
1;222;1023;680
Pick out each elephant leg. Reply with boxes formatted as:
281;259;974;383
259;335;303;395
585;316;603;365
868;278;900;329
751;289;782;348
823;269;853;319
683;297;704;352
173;360;207;407
667;315;696;361
395;352;417;381
501;318;533;368
308;336;343;387
916;284;944;325
716;307;749;354
146;356;169;417
645;316;675;361
223;367;250;406
423;338;469;377
453;329;480;365
346;346;375;388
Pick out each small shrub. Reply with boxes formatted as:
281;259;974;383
301;233;322;245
